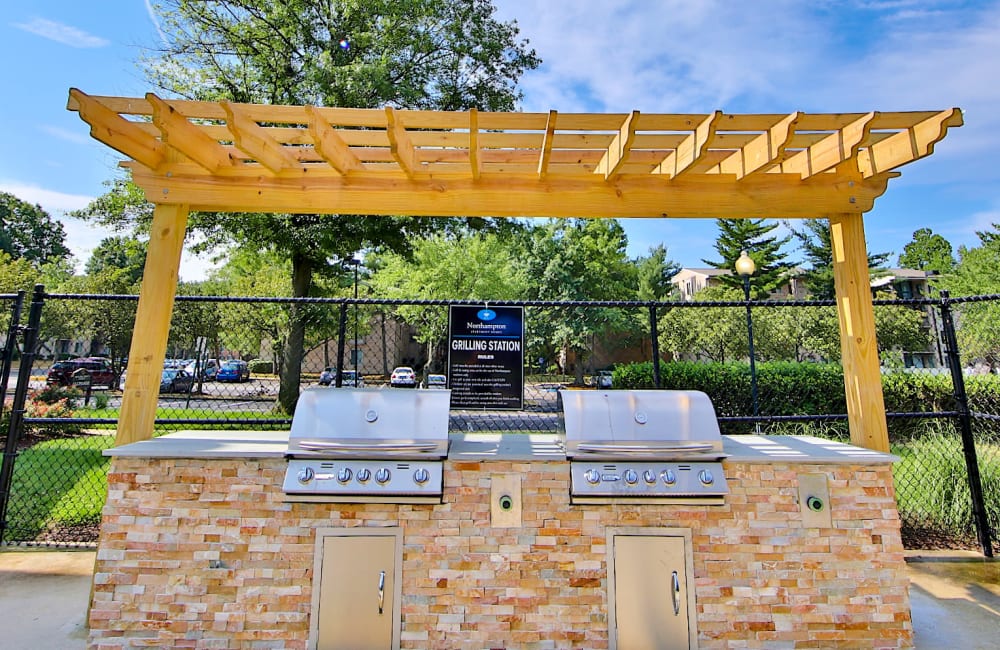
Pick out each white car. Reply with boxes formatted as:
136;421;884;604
426;374;447;389
390;366;417;388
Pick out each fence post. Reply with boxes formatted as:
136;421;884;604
0;290;26;408
335;302;348;388
649;305;661;389
0;285;45;544
939;290;994;557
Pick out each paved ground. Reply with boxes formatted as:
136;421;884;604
0;548;997;649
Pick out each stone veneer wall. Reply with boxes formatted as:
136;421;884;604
89;457;912;649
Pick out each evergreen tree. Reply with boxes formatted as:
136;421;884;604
702;219;794;299
791;219;890;300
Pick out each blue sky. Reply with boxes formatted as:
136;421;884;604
2;0;998;280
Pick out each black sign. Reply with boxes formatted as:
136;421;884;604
447;306;524;410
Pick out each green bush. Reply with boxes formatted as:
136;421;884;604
247;359;273;374
612;361;1000;437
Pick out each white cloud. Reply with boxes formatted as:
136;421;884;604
41;125;92;146
13;17;109;48
0;180;92;212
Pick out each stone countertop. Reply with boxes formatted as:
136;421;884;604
105;430;896;464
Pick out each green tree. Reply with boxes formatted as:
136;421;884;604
135;0;540;413
897;228;955;276
85;236;148;284
370;232;527;375
635;244;680;301
658;285;747;362
941;227;1000;369
790;219;890;299
0;192;71;265
518;219;638;383
703;219;794;298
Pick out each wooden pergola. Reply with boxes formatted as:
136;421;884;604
67;88;962;451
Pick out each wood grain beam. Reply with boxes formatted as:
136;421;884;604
653;111;722;178
116;203;188;446
147;93;233;173
67;88;165;170
469;108;482;180
537;110;557;179
857;108;963;178
129;165;884;218
222;101;300;174
829;212;889;452
719;112;800;178
385;106;419;178
782;112;876;178
304;105;362;175
595;110;639;180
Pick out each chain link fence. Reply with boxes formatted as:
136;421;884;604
1;289;996;555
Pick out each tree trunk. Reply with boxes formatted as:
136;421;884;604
279;253;313;415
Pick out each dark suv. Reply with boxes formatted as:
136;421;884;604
46;357;116;388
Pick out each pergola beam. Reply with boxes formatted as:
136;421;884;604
65;90;962;453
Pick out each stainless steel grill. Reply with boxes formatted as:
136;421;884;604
561;389;729;503
283;387;451;502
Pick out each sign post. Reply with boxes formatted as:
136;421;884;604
447;306;524;410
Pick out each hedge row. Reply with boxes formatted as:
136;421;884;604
612;361;1000;436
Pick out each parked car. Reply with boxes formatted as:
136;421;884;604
46;357;116;388
390;366;417;388
317;367;363;387
160;368;195;393
596;370;613;389
184;358;219;380
426;374;447;389
216;360;250;383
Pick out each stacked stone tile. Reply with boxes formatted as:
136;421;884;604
89;457;911;649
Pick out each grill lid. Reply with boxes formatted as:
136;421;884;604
561;389;724;460
287;387;451;459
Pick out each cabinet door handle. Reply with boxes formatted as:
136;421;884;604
671;571;680;616
378;570;386;614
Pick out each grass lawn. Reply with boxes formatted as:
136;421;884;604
5;434;114;542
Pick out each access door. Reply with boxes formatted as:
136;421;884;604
610;532;696;650
313;530;401;650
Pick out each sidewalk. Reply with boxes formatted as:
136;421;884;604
0;548;997;649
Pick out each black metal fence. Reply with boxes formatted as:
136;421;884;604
0;286;997;557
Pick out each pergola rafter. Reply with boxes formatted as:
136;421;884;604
66;88;962;452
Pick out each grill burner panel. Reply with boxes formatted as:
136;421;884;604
570;461;728;499
284;459;443;498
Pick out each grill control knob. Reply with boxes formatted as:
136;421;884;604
584;469;601;485
356;468;372;483
296;467;315;484
413;468;430;485
623;469;638;485
698;469;715;486
643;470;657;485
375;468;391;484
337;467;352;484
661;469;677;486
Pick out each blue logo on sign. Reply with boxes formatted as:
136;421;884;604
478;309;497;321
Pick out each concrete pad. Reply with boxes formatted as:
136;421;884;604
906;550;1000;650
0;549;94;650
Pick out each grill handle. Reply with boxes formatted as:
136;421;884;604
378;570;385;614
575;443;714;454
295;441;440;453
672;571;680;615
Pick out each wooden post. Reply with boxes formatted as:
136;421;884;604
829;213;890;452
116;203;189;446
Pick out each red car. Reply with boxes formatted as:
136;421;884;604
46;357;116;388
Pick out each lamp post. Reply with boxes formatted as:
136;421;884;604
735;250;759;431
346;258;361;387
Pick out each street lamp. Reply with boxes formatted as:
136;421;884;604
735;250;759;431
346;258;361;387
